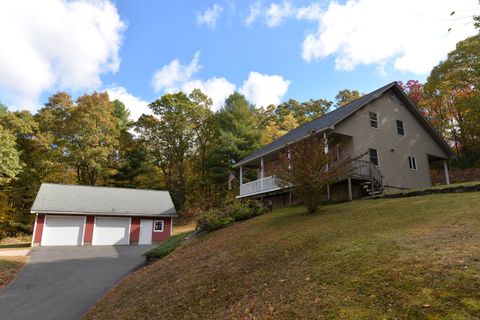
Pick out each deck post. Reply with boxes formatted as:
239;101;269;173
289;190;292;206
239;166;243;185
443;160;451;185
260;157;264;190
347;177;352;201
324;132;331;201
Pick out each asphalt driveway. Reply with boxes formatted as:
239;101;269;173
0;245;155;320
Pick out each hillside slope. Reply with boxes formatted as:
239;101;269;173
85;194;480;319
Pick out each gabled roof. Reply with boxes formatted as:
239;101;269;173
234;82;455;167
31;183;177;217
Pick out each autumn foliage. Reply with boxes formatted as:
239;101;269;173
271;133;352;214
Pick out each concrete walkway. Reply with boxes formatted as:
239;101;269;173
0;249;31;256
0;245;154;320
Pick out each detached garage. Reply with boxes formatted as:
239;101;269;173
31;183;177;247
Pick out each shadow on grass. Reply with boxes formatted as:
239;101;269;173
0;243;31;249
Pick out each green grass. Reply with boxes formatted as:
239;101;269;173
144;232;192;262
0;243;31;250
86;193;480;320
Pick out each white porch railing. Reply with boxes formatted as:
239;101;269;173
238;159;383;198
239;176;281;197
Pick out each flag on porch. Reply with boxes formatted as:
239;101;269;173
227;171;236;190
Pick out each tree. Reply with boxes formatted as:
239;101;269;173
398;80;425;107
0;125;21;185
136;92;196;210
0;102;7;115
216;92;262;163
276;98;331;125
112;99;134;131
335;89;362;107
423;33;480;165
188;89;221;199
271;134;352;214
260;113;298;146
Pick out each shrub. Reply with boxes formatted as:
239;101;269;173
196;200;267;232
144;232;191;262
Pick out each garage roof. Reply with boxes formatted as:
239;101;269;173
31;183;177;217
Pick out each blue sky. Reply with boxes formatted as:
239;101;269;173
0;0;478;118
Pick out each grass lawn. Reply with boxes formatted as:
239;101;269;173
0;256;28;289
85;193;480;319
0;235;32;250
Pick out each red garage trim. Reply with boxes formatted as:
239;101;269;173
33;214;45;246
152;218;172;242
83;215;95;245
130;217;140;244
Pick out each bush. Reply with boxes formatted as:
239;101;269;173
144;232;191;262
196;200;267;232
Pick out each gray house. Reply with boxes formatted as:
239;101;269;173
233;82;455;207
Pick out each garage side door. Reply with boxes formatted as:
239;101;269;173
92;217;130;245
41;216;85;246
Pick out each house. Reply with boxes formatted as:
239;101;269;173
31;183;176;246
233;82;455;208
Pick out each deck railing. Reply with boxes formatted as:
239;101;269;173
238;159;383;197
239;176;281;197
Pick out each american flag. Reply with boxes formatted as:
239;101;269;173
227;171;236;190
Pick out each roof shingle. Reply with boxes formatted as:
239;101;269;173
31;183;177;217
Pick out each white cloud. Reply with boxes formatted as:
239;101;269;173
0;0;125;110
240;72;291;107
197;4;223;28
106;86;151;121
152;51;202;92
265;1;294;27
182;78;236;110
245;1;263;26
151;53;290;109
152;52;234;110
252;0;478;75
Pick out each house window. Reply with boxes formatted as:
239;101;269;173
396;120;405;136
369;148;379;166
408;157;417;170
153;220;164;232
369;112;378;128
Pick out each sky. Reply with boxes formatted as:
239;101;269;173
0;0;478;120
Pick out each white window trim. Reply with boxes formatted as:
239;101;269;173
153;220;164;233
369;112;379;129
408;156;418;171
369;148;380;167
396;120;406;136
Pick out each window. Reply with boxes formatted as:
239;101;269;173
369;148;379;166
153;220;164;232
396;120;405;136
408;157;417;170
369;112;378;128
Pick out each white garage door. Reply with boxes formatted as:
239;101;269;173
41;216;86;246
92;217;130;245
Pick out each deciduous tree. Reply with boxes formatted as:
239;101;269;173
272;134;352;214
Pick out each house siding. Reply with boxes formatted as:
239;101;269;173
334;93;448;190
130;217;141;244
152;217;172;242
83;215;95;245
33;214;45;245
32;214;173;246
